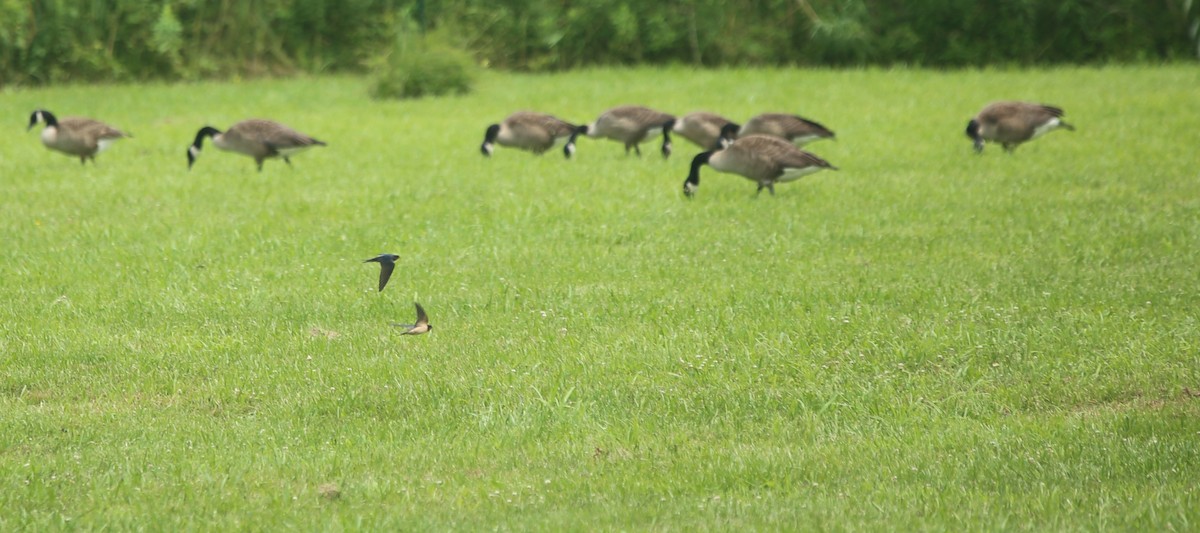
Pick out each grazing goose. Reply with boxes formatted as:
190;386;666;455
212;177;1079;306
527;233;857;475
683;135;838;198
481;111;587;158
27;109;129;164
673;111;739;150
586;105;676;158
187;119;326;171
966;101;1075;153
729;113;836;146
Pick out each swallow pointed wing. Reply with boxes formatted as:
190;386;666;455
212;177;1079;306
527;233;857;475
377;261;395;292
413;302;429;327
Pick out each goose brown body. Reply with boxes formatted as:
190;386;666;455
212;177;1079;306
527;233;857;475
673;111;737;150
966;101;1075;153
684;135;837;197
737;113;835;146
188;119;326;171
586;105;676;158
482;111;584;158
28;110;129;164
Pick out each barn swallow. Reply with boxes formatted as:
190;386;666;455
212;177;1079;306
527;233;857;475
392;302;432;335
364;253;400;292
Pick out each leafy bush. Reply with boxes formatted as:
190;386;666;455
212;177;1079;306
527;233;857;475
371;37;475;100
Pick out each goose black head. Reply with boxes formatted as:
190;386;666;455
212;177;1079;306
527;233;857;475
27;109;57;131
481;124;500;157
965;119;984;153
715;122;740;149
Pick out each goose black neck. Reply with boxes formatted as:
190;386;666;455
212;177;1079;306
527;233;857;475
661;119;676;140
660;119;675;158
565;125;585;145
483;124;500;144
192;126;221;149
687;151;712;185
965;119;980;141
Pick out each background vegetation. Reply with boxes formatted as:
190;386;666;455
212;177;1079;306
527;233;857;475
2;65;1199;529
370;34;476;99
2;0;1197;86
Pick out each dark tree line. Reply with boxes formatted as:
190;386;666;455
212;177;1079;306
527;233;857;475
1;0;1195;86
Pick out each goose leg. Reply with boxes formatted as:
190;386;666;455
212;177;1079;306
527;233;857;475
256;158;264;172
283;156;293;167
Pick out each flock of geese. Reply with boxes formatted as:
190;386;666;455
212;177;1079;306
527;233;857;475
480;101;1074;196
481;106;847;197
23;100;1075;333
28;100;1075;198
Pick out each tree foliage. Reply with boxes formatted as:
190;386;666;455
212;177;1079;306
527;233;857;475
0;0;1194;86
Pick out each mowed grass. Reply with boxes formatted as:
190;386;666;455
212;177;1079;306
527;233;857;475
1;65;1198;530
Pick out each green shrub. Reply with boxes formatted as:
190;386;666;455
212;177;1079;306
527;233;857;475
371;39;475;100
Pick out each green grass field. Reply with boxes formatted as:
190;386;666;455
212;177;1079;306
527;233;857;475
2;65;1199;530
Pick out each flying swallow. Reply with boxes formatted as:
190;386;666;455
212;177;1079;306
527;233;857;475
392;302;432;335
364;253;400;292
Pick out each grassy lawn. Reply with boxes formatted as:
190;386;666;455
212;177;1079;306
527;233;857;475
1;65;1198;530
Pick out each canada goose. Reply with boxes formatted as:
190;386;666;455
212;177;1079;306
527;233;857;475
727;113;836;146
187;119;326;171
683;135;838;198
27;109;129;164
673;111;739;150
966;101;1075;153
586;105;676;158
481;111;587;158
